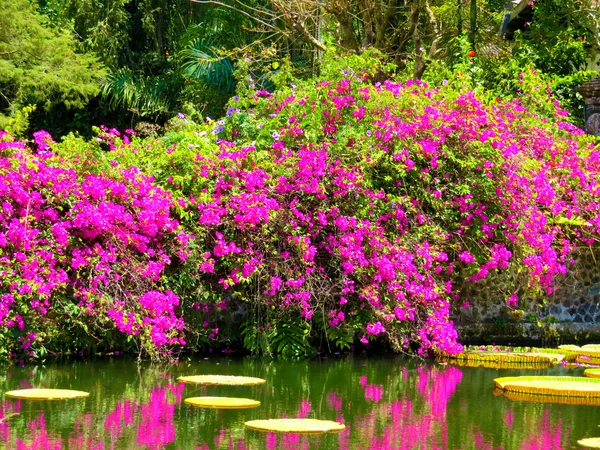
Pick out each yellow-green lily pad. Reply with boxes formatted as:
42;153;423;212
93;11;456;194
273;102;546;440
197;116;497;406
443;350;561;365
494;376;600;398
184;396;260;409
578;438;600;448
5;389;89;400
502;390;600;406
245;418;345;434
558;344;581;350
178;375;266;386
584;369;600;378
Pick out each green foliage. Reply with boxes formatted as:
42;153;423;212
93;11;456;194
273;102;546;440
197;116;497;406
101;68;181;118
0;0;104;134
180;39;235;92
270;321;314;359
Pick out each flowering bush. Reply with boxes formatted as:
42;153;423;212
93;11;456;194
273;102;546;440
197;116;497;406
3;61;600;360
0;130;188;360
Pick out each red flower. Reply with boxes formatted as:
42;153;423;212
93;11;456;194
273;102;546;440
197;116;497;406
468;49;476;58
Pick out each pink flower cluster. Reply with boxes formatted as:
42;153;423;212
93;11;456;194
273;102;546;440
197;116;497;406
3;70;599;359
0;132;188;358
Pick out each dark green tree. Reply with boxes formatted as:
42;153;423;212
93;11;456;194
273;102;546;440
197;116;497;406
0;0;105;135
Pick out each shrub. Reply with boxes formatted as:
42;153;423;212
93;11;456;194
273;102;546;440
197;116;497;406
3;62;600;360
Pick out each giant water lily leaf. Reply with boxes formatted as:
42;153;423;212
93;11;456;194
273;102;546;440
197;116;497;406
578;437;600;448
501;390;600;406
245;418;345;434
583;345;600;350
5;389;89;400
451;359;550;369
585;369;600;378
558;345;581;351
178;375;266;386
494;376;600;397
443;351;561;364
184;396;260;409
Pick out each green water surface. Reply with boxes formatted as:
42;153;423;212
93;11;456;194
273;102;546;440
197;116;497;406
0;356;598;449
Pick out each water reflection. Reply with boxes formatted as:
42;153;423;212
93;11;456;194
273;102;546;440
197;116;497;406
0;358;596;449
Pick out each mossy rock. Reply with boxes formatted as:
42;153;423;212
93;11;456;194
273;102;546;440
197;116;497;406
178;375;266;386
494;376;600;398
245;419;345;434
5;389;89;400
184;397;260;409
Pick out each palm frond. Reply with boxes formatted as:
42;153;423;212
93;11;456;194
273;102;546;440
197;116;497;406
180;39;235;92
101;68;177;117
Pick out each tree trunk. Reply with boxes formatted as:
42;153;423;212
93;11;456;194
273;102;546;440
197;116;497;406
328;0;360;52
470;0;477;48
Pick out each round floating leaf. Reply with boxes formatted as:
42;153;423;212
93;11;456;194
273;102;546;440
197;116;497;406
5;389;89;400
443;351;559;365
185;396;260;409
558;345;581;350
578;438;600;448
585;369;600;378
178;375;266;386
245;418;346;434
583;345;600;350
502;390;600;406
577;355;600;365
451;359;550;370
494;376;600;398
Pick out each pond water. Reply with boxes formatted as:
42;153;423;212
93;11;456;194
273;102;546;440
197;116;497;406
0;356;597;449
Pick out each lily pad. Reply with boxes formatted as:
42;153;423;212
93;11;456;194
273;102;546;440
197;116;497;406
583;344;600;350
5;389;89;400
494;376;600;398
502;390;600;406
558;344;581;350
184;396;260;409
178;375;266;386
444;351;560;364
451;360;551;370
585;369;600;378
578;438;600;448
244;418;346;434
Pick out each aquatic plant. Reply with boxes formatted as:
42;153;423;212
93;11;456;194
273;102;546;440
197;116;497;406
579;438;600;449
177;375;266;386
442;350;561;365
244;418;345;434
494;376;600;397
184;396;260;409
4;389;89;400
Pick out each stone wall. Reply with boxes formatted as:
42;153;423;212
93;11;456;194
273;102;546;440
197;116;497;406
452;248;600;345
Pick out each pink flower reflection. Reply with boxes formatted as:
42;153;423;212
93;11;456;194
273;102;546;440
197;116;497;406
297;400;311;418
326;392;342;411
136;387;176;449
364;384;384;402
15;413;63;450
350;366;463;449
265;432;277;450
104;399;137;442
519;410;567;450
416;366;462;417
504;409;514;431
